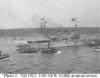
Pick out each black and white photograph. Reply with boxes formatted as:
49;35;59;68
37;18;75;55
0;0;100;74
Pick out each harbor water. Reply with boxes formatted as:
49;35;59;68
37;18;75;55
0;42;100;74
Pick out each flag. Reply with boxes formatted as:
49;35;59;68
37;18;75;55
41;18;45;21
71;18;76;21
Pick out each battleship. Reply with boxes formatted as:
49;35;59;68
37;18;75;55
15;18;100;55
15;19;84;54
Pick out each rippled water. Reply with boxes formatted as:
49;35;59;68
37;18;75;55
0;43;100;74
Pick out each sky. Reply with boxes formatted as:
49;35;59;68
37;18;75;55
0;0;99;29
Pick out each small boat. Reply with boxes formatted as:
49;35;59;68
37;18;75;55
93;47;100;52
41;48;57;54
87;39;100;47
87;42;98;47
0;53;9;60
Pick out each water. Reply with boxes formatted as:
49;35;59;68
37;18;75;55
0;43;100;74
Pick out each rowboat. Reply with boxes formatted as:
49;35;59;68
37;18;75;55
0;53;9;60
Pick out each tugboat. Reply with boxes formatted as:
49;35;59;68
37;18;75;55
0;51;9;60
40;41;58;54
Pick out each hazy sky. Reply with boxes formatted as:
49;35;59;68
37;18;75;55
0;0;99;29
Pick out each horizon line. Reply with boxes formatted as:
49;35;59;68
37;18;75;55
0;26;99;30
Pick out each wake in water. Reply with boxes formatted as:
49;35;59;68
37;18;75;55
55;51;62;54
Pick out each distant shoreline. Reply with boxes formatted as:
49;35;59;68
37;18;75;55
0;27;99;37
0;27;100;30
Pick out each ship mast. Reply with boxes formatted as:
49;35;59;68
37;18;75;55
41;18;44;33
40;18;47;35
